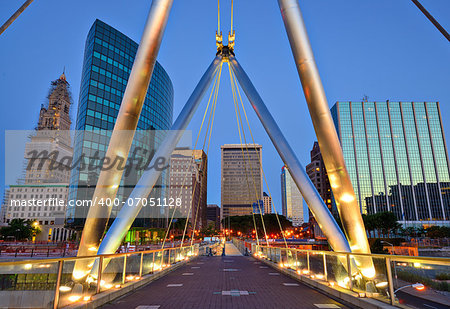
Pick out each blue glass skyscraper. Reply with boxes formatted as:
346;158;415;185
67;20;173;228
331;101;449;224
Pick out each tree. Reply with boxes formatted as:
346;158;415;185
362;212;401;238
370;238;388;254
0;219;40;241
221;214;292;237
425;226;450;238
200;222;218;237
172;218;188;236
362;214;376;238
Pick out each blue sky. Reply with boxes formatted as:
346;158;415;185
0;0;449;216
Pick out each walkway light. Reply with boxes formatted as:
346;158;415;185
59;286;72;292
68;295;81;302
413;283;425;291
375;281;388;288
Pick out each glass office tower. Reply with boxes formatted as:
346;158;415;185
281;166;304;226
67;20;174;229
331;101;449;224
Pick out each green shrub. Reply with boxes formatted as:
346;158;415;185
397;270;450;292
435;273;450;281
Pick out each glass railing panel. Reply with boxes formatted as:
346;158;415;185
124;253;141;281
285;249;296;270
355;255;391;304
99;255;125;292
308;251;325;280
141;252;155;275
323;252;348;288
0;260;59;308
153;251;164;272
294;250;309;275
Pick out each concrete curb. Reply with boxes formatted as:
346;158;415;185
63;257;196;309
256;257;404;309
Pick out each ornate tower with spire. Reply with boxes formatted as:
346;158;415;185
24;72;73;184
37;73;72;131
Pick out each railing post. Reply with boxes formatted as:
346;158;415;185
151;252;155;273
139;252;144;277
53;260;63;309
307;251;310;273
122;254;127;284
323;253;328;282
346;253;353;290
96;256;103;294
386;257;395;305
295;250;298;270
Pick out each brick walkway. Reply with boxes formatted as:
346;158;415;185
101;255;350;309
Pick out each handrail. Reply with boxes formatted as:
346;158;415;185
252;244;450;265
245;240;450;307
0;244;193;267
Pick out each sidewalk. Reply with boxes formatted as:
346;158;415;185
224;241;243;256
396;278;450;307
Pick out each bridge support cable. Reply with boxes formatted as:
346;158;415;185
228;56;352;257
229;67;290;250
411;0;450;42
278;0;374;278
0;0;35;36
73;0;174;281
228;62;269;247
180;62;223;248
161;62;222;253
87;56;222;278
188;64;222;248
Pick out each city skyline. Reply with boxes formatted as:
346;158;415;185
1;0;449;214
0;2;448;308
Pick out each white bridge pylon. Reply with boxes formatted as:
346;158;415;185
78;0;375;280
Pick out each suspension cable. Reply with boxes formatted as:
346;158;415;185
228;62;269;247
233;78;268;247
230;67;289;249
161;65;221;251
179;63;223;248
187;63;223;247
217;0;221;33
230;0;234;33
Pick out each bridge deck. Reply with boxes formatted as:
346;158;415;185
101;249;349;309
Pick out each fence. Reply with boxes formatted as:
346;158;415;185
233;238;450;307
0;244;199;308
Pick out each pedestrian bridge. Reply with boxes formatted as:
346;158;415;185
0;240;448;309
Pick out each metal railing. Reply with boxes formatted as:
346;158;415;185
0;244;199;308
235;239;449;307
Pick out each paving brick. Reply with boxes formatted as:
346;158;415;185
100;256;349;309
